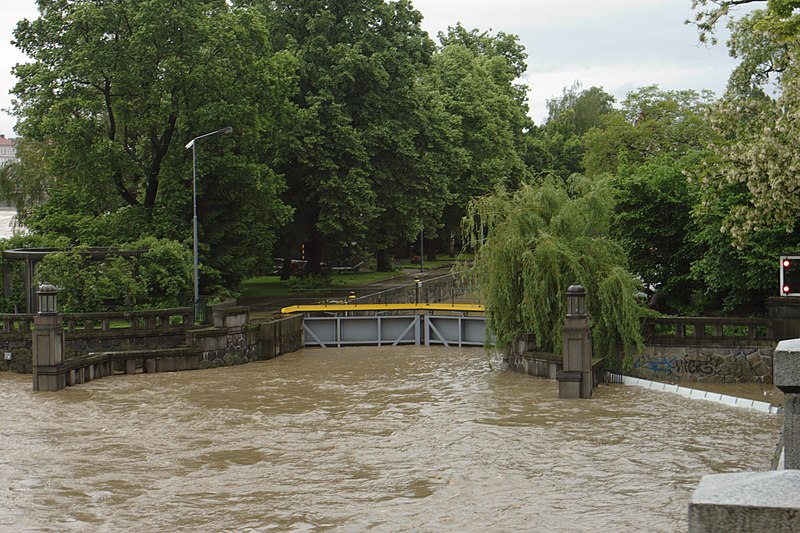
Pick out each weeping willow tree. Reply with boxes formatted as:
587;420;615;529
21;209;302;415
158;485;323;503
462;177;644;369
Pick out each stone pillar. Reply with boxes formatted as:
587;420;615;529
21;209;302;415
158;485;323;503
557;284;593;399
774;338;800;469
689;471;800;532
31;283;66;392
768;297;800;341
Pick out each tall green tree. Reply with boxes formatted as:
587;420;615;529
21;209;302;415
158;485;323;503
260;0;444;272
578;87;715;312
684;3;800;312
582;86;715;176
429;26;532;253
11;0;294;294
696;7;800;243
610;153;706;312
527;83;616;180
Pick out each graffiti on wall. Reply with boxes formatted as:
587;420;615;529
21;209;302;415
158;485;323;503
634;355;726;377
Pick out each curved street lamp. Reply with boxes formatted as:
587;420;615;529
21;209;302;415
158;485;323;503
185;126;233;322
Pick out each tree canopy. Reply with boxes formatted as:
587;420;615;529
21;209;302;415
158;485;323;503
11;0;296;295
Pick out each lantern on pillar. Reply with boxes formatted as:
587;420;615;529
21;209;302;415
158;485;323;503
566;284;586;317
32;282;65;391
37;283;58;315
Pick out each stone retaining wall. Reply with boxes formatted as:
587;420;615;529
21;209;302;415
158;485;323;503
631;344;774;384
625;316;776;383
30;308;305;390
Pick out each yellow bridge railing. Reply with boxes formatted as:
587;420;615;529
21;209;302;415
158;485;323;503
280;303;484;315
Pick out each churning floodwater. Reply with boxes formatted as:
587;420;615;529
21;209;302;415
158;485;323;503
0;346;782;532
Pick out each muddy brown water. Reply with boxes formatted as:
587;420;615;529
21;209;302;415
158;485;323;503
0;346;782;532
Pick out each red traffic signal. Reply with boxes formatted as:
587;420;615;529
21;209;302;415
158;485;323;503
781;256;800;296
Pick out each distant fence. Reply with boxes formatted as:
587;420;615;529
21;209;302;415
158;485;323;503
355;271;473;306
5;286;800;387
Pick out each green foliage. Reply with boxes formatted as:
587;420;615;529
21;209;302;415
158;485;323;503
691;144;800;312
20;238;191;313
582;86;715;177
462;178;643;368
11;0;294;294
610;152;706;313
545;82;616;137
527;83;616;180
428;27;532;240
0;235;64;312
0;139;52;221
133;237;193;308
35;249;143;313
262;0;445;270
687;4;800;313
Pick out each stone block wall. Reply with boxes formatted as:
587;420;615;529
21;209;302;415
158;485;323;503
0;338;32;373
258;314;303;359
631;344;774;384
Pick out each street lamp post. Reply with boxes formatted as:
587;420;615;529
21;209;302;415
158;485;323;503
419;229;424;272
185;126;233;322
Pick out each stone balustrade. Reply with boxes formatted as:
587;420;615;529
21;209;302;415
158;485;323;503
643;316;772;346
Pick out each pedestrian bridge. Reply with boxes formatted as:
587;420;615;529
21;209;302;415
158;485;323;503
280;303;487;348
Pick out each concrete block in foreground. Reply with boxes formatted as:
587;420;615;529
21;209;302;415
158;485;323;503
689;470;800;532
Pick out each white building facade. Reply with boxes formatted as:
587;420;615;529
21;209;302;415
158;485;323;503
0;135;17;165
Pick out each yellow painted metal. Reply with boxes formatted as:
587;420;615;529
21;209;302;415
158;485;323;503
280;302;484;314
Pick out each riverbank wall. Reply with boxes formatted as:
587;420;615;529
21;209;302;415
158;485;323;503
508;313;789;385
632;316;775;384
1;305;305;388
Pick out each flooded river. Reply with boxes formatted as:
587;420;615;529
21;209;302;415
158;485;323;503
0;346;782;532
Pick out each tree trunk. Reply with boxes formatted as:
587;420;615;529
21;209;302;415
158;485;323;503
305;236;323;275
447;230;456;258
376;249;392;272
426;236;437;262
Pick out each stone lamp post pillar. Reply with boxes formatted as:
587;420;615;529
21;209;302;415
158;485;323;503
31;283;66;392
687;338;800;531
775;338;800;469
557;284;593;399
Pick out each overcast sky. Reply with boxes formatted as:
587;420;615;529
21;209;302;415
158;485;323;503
0;0;745;137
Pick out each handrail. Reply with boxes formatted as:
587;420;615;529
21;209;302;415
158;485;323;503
281;302;484;314
643;316;772;342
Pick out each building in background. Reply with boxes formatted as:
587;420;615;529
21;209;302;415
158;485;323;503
0;135;16;165
0;135;16;212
